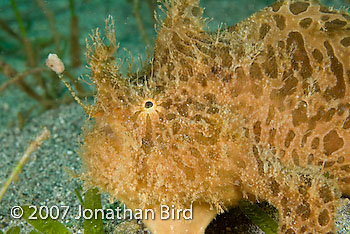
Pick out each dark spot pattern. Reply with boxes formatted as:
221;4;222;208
250;62;263;80
273;14;286;30
311;137;320;149
343;112;350;129
263;45;278;79
340;165;350;172
301;132;311;147
324;19;347;31
337;156;345;164
286;32;312;79
292;149;299;166
321;15;330;21
270;178;280;196
289;2;309;15
318;209;330;226
323;130;344;155
307;154;314;164
323;41;346;100
340;37;350;47
284;130;295;148
337;103;347;116
259;23;271;40
176;103;189;117
312;49;323;63
253;121;262;143
296;201;310;220
271;1;283;12
299;18;312;29
319;186;333;203
292;101;308;127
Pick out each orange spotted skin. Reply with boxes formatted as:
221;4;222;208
79;0;350;233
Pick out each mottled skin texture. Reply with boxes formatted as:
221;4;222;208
79;0;350;233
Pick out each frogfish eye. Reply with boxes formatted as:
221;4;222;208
144;101;154;109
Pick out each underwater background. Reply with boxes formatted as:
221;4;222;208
0;0;349;233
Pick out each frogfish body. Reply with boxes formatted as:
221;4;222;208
79;0;350;233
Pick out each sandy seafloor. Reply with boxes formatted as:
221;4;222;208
0;0;350;233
